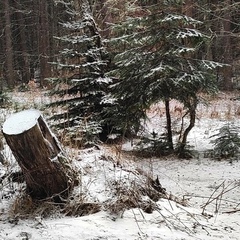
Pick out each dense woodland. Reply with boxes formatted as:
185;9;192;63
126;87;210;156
1;0;240;156
1;0;239;89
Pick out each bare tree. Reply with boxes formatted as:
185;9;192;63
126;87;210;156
221;0;233;90
4;0;14;88
14;1;31;83
38;0;51;86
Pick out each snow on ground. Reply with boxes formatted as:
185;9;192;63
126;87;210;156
0;92;240;239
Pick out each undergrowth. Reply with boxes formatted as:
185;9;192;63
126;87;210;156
209;123;240;160
1;151;186;221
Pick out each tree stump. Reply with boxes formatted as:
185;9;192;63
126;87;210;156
2;109;78;200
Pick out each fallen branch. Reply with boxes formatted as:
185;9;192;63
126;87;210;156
201;181;240;215
222;209;240;214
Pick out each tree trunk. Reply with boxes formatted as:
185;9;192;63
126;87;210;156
15;6;31;84
178;98;197;158
222;0;233;91
182;0;193;17
164;99;174;150
38;0;51;87
4;0;15;88
2;109;78;201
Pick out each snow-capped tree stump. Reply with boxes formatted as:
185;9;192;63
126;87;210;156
2;109;78;201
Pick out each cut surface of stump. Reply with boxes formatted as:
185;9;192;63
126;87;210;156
2;109;77;200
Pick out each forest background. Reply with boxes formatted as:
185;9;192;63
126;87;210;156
0;0;240;155
1;0;237;88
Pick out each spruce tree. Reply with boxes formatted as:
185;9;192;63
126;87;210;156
210;123;240;159
48;0;111;146
107;0;222;155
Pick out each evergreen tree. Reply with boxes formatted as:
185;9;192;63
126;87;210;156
210;123;240;159
107;0;221;156
48;0;111;146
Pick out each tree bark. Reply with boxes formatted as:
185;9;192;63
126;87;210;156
164;98;174;150
178;97;197;158
2;109;78;201
222;0;233;91
38;0;51;87
4;0;15;88
15;3;31;84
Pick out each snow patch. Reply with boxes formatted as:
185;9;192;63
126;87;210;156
2;109;41;135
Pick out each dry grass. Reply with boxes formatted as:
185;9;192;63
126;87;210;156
8;188;101;220
9;193;61;220
146;91;240;121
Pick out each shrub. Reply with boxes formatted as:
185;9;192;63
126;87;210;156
134;131;173;157
210;123;240;159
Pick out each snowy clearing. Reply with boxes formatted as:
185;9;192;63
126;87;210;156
0;92;240;239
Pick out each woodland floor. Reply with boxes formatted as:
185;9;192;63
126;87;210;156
0;90;240;239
